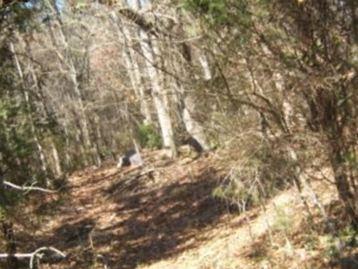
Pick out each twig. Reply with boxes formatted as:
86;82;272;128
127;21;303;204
0;253;34;259
0;246;66;269
3;181;57;193
29;247;66;269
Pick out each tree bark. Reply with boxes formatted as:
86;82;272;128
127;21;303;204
46;16;93;165
111;12;153;124
23;38;64;178
9;41;49;182
50;139;62;177
330;141;358;227
127;0;177;157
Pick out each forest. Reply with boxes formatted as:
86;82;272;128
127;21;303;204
0;0;357;268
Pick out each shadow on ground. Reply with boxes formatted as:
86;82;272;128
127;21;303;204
19;164;236;269
100;167;231;268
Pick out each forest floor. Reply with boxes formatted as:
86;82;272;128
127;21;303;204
11;149;358;269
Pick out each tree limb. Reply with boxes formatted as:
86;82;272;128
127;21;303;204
118;8;159;37
0;246;66;269
3;180;57;193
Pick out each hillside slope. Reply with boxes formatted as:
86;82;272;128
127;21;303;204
15;150;356;269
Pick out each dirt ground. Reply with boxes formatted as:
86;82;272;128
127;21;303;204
5;150;357;269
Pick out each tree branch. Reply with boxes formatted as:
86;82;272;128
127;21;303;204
0;246;66;269
3;180;57;193
118;8;159;37
29;247;66;269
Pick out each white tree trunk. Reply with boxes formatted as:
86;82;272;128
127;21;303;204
62;122;73;168
9;41;49;180
23;38;64;177
140;31;176;156
182;95;210;151
126;0;177;157
50;139;62;177
111;12;153;124
168;38;210;152
198;54;212;80
48;17;93;163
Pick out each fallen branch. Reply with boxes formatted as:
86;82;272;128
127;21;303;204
0;246;66;269
3;180;57;193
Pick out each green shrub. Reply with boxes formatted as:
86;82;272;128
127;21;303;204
272;206;293;233
138;124;162;149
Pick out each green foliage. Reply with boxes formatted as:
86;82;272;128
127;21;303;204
303;233;319;251
0;54;32;181
138;123;162;149
0;94;37;180
184;0;227;24
323;225;357;259
272;206;293;233
339;225;357;248
183;0;251;27
324;235;341;259
0;44;50;192
0;188;23;208
0;0;41;33
0;206;5;221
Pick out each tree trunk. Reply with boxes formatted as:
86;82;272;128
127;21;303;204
62;122;73;169
48;18;94;165
122;0;177;157
19;37;65;178
166;31;210;152
92;116;103;167
111;12;153;124
127;0;176;157
330;142;358;226
9;42;49;182
50;139;62;177
181;95;210;152
198;54;212;81
144;47;177;156
0;169;6;206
